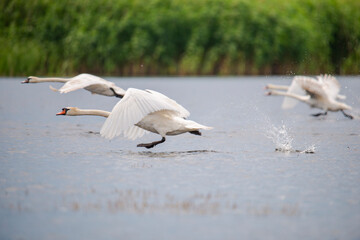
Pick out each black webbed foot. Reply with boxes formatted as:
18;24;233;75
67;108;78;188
137;143;156;149
189;130;201;136
341;110;353;120
311;112;327;117
137;137;166;149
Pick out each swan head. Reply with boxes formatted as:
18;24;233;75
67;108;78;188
22;76;36;83
56;107;79;116
109;86;126;98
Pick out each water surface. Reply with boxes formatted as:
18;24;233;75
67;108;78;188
0;76;359;240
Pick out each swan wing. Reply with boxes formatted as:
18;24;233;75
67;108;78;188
145;89;190;118
317;74;340;100
123;125;148;140
100;88;185;140
297;76;328;99
281;76;307;109
58;73;112;94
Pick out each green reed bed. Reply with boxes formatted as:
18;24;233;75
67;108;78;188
1;0;359;76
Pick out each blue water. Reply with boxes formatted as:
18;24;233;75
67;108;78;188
0;76;359;240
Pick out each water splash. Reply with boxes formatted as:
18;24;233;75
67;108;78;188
266;124;294;153
249;103;317;154
266;124;316;154
300;144;316;154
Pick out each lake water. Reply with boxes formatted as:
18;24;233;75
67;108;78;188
0;76;359;240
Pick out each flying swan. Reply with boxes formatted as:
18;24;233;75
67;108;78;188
22;73;125;97
56;88;212;148
265;74;353;119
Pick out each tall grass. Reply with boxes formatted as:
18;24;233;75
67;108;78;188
1;0;359;76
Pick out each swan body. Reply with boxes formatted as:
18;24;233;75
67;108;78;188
265;75;353;119
23;73;125;97
57;88;212;148
134;110;210;136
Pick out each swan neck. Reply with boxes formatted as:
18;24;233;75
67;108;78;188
75;109;110;118
266;84;289;90
31;77;69;83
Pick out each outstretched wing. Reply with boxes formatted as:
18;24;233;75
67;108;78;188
123;125;148;140
100;88;188;140
58;73;111;94
297;76;328;99
317;74;340;100
282;76;307;109
145;89;190;118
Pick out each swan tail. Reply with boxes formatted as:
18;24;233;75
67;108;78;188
337;94;346;100
185;120;213;131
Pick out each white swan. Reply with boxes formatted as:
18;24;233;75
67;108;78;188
56;88;212;148
22;73;125;97
265;75;353;119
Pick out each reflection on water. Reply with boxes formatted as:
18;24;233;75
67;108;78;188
107;149;220;159
135;150;220;158
86;131;100;135
4;187;301;217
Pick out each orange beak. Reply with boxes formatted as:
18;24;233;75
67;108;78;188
56;109;67;115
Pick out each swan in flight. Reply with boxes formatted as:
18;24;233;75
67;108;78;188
265;75;353;119
22;73;125;97
56;89;212;148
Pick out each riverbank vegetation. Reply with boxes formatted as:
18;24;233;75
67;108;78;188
1;0;359;76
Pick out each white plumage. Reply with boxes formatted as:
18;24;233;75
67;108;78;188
23;73;125;97
57;88;212;148
100;88;212;147
265;75;353;119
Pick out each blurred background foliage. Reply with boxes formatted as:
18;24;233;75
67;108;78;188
0;0;359;76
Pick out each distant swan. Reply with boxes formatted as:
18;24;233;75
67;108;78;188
22;73;125;97
56;88;212;148
265;75;353;119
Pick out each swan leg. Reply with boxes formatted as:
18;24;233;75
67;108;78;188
137;137;166;149
110;88;124;98
311;112;327;117
189;130;201;136
341;110;353;120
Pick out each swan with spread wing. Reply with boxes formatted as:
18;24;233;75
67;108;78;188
22;73;125;97
57;88;212;148
265;75;353;119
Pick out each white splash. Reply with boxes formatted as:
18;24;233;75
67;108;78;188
300;144;316;154
266;124;316;154
251;104;317;154
266;124;294;153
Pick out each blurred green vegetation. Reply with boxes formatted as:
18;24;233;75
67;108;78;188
1;0;359;76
